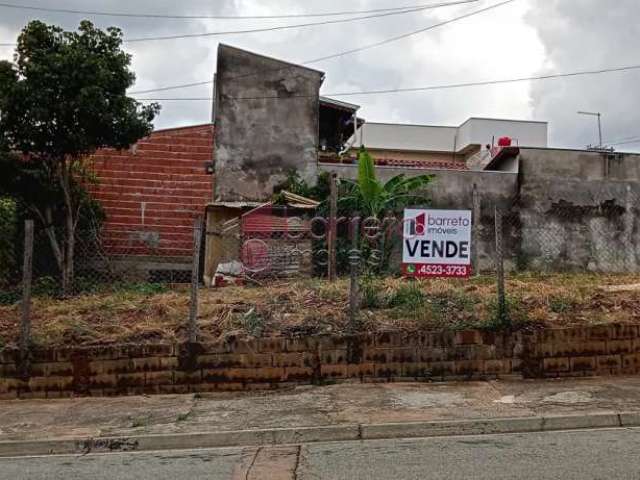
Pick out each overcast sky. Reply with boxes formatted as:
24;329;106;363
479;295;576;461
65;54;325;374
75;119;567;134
0;0;638;151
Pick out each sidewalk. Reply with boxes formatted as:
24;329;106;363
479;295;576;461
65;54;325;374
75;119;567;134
3;376;640;444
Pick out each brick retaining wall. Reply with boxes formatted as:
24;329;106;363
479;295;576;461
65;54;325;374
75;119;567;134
2;324;640;399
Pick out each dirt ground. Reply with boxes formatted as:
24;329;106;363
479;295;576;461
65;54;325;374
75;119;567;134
2;273;640;348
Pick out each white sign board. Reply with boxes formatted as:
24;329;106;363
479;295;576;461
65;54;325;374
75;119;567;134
402;209;472;278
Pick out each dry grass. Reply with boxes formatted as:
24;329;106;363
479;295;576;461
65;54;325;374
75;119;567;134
2;272;640;348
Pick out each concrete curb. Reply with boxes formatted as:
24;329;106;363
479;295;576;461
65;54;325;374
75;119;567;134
0;413;638;458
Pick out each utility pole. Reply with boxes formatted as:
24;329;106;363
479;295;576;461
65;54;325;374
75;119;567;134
578;111;603;148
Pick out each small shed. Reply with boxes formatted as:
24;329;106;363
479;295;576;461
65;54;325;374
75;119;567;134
203;192;319;285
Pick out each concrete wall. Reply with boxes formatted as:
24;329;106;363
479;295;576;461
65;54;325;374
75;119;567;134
321;149;640;274
213;44;324;202
514;148;640;272
319;163;518;271
319;163;518;210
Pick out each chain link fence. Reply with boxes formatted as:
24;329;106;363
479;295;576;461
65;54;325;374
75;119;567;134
0;211;203;355
3;187;640;355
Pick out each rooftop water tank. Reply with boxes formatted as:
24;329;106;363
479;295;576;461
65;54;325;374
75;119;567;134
497;136;512;147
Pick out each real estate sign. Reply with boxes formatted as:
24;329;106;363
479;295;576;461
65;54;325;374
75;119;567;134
402;209;472;278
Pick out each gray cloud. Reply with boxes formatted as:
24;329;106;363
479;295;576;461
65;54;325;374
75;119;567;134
1;0;637;151
525;0;640;151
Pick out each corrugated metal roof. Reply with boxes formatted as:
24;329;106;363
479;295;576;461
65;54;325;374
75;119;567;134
207;201;264;209
242;213;310;233
208;192;318;210
280;191;320;209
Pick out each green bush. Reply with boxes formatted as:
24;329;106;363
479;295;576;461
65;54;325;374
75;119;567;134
387;282;426;310
0;197;17;285
549;295;576;314
0;288;20;305
32;276;60;297
428;291;476;322
360;275;385;309
485;296;529;330
242;308;265;337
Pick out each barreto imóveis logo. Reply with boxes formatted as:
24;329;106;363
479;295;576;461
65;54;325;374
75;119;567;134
406;212;426;236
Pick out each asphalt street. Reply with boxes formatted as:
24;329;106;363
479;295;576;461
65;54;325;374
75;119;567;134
2;427;640;479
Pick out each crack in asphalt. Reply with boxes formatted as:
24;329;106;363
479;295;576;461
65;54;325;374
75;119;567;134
293;445;302;480
244;446;261;480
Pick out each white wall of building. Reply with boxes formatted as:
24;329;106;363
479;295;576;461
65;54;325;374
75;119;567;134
456;118;548;151
350;118;548;153
352;123;457;153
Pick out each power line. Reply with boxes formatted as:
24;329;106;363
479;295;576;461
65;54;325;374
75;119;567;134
607;136;640;147
0;0;479;48
130;63;640;102
124;1;478;43
129;0;515;94
604;134;640;145
303;0;515;63
323;64;640;98
131;80;214;95
0;0;478;20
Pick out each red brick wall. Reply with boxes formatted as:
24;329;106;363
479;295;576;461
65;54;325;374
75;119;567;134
88;124;214;258
3;324;640;399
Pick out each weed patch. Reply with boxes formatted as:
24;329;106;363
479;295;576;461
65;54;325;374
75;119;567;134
0;273;639;347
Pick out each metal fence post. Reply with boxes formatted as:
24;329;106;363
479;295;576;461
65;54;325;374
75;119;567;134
188;216;203;343
348;215;360;331
328;173;338;281
625;185;636;272
472;183;481;275
20;219;34;372
494;206;508;325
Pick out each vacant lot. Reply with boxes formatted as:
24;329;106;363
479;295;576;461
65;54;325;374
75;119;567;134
1;273;640;348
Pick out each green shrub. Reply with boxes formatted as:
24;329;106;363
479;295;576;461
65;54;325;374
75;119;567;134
549;295;576;314
428;291;476;322
387;282;426;310
113;282;169;296
33;276;59;297
485;296;529;330
0;288;20;305
360;275;385;309
0;198;17;285
242;308;265;337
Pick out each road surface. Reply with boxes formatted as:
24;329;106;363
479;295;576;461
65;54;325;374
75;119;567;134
2;427;640;479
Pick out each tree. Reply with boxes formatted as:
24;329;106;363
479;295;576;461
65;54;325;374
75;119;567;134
339;147;433;218
0;20;160;293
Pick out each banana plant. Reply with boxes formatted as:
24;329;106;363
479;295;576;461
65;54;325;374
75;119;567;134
339;147;434;218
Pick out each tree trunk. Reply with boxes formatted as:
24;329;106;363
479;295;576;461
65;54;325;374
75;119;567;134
40;206;64;272
29;159;79;296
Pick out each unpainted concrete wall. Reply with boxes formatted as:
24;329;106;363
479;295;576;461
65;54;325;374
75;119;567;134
319;164;518;209
515;149;640;273
319;163;518;271
214;45;324;202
